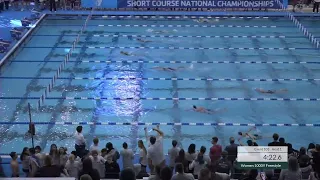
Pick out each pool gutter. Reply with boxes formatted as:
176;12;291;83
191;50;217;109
0;14;47;71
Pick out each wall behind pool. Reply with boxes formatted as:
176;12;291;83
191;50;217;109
81;0;288;9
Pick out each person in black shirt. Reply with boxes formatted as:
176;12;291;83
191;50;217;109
35;155;60;177
268;133;279;146
78;158;100;180
224;137;238;165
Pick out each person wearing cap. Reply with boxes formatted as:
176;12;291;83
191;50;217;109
10;152;19;177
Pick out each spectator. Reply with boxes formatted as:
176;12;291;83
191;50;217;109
65;154;80;178
90;137;100;153
148;165;161;180
279;138;287;146
4;0;8;10
298;147;310;165
207;164;230;180
224;137;238;164
120;142;134;169
78;158;100;180
268;133;280;146
29;148;40;177
90;150;106;178
49;0;56;12
80;174;93;180
75;126;86;158
216;151;232;174
105;142;120;162
0;0;3;12
172;163;194;180
189;146;211;178
240;169;258;180
279;156;302;180
247;140;258;146
314;0;320;13
309;165;320;180
104;158;120;179
60;165;69;177
209;137;222;164
20;147;30;176
313;145;320;171
49;144;60;165
168;140;180;170
160;166;172;180
71;150;81;162
137;140;148;178
307;143;316;157
10;152;19;177
147;126;165;171
35;146;45;167
185;144;197;162
120;168;136;180
0;156;4;177
288;143;299;157
175;149;190;173
59;147;68;166
199;168;211;180
299;154;312;179
35;155;61;177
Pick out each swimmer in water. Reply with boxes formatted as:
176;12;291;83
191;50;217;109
238;127;269;141
255;88;288;94
147;29;177;34
194;18;219;23
192;105;226;114
151;64;193;72
137;38;152;43
120;51;135;56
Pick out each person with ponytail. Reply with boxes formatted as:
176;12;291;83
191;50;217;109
137;140;149;178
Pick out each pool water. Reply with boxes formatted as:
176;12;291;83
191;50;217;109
1;15;320;154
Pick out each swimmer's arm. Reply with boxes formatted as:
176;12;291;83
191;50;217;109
237;138;245;146
246;127;256;134
246;133;257;141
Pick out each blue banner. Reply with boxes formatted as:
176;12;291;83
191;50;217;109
117;0;282;9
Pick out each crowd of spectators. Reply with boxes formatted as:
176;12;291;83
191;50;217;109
0;125;319;180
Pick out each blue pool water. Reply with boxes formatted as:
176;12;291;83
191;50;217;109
1;15;320;154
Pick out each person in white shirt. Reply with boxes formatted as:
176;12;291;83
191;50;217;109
121;142;141;175
168;140;180;170
89;150;106;178
189;146;211;179
146;126;165;172
74;126;86;158
35;146;45;168
172;163;195;180
138;140;148;177
65;154;80;178
90;137;100;153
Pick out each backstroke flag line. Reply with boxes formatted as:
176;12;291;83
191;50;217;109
117;0;283;8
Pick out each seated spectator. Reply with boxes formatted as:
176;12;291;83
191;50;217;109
160;166;172;180
239;169;258;180
104;158;120;179
10;152;19;177
309;165;320;180
59;147;68;166
80;174;93;180
89;150;106;178
175;149;190;173
172;163;194;180
148;165;161;180
90;137;100;153
65;154;80;178
279;156;302;180
120;168;136;180
189;146;211;178
78;158;100;180
207;164;230;180
199;168;211;180
35;155;60;177
216;151;232;175
224;137;238;165
268;133;280;146
168;140;180;170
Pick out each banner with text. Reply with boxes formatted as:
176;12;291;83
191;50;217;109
117;0;283;9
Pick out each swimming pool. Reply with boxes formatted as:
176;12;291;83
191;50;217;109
1;14;320;154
